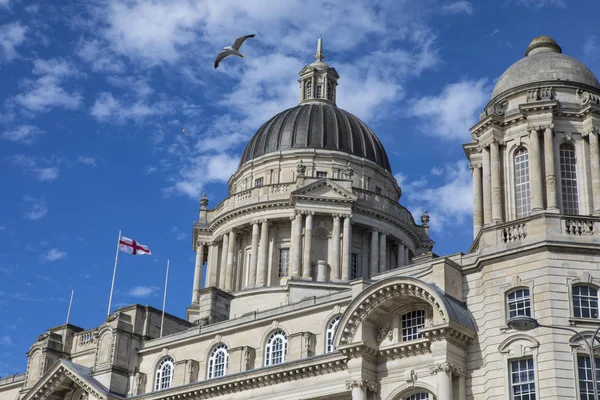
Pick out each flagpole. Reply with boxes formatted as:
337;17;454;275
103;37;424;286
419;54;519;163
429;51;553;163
107;230;122;316
160;259;170;338
66;289;74;324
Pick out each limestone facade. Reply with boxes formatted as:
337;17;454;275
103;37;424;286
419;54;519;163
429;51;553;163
2;36;600;400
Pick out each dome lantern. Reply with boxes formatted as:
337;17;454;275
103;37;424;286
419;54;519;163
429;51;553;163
298;38;340;105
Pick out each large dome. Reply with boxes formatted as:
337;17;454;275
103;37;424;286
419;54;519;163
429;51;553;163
239;102;392;172
491;36;600;99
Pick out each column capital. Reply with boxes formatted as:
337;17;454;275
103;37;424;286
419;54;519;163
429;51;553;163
469;163;482;171
345;379;379;393
332;213;342;219
429;362;466;377
300;210;314;215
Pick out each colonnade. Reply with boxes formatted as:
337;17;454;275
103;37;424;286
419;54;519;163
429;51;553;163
191;212;414;298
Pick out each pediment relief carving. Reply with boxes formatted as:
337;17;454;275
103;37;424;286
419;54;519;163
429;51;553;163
291;180;357;203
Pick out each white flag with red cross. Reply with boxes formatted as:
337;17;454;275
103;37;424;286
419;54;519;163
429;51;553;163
119;236;151;255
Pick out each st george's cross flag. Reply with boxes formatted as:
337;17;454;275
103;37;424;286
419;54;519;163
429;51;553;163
119;236;151;255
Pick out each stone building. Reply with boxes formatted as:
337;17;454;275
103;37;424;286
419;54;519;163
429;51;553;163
2;35;600;400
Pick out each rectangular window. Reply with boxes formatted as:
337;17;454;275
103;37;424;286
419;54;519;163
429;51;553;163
573;285;599;319
376;186;382;195
350;253;359;280
578;355;600;400
401;310;425;341
255;177;264;187
514;149;531;219
560;144;579;215
509;358;536;400
316;84;322;98
507;289;531;319
316;171;327;178
278;248;290;277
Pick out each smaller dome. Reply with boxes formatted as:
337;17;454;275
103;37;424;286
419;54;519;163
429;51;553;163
491;36;600;99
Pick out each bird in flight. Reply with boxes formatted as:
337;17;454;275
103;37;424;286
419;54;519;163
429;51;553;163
214;34;255;69
182;127;188;135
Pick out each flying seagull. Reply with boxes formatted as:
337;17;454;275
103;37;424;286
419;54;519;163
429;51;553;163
214;34;255;69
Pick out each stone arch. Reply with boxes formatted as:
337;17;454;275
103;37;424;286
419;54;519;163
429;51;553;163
97;330;112;365
334;276;455;347
386;381;438;400
27;349;42;383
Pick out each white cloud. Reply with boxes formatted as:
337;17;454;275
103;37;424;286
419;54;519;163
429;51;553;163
14;58;83;113
0;22;26;61
44;248;67;262
76;39;126;73
409;79;490;141
167;153;239;198
584;36;599;62
511;0;565;7
128;285;160;298
441;1;473;15
23;196;47;220
171;226;188;241
1;125;43;145
8;155;60;181
400;160;472;233
0;336;14;346
0;0;10;8
78;156;97;167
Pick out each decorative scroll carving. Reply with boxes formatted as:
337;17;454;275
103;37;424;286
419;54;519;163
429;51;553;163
577;89;600;105
528;87;554;102
405;369;417;386
429;362;467;377
375;325;393;344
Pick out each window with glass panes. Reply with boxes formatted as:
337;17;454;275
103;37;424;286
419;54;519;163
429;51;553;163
350;253;359;280
560;144;579;215
316;171;327;178
573;285;599;319
401;310;425;341
507;288;531;319
316;84;322;98
255;177;264;187
325;315;341;353
265;330;287;366
577;355;600;400
509;358;536;400
154;357;174;391
514;148;531;219
406;394;430;400
278;248;290;277
305;81;312;98
207;344;229;379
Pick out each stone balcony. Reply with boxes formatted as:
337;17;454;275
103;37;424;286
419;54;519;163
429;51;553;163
469;213;600;255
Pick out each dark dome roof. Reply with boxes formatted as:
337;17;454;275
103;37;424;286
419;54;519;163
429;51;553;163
239;102;392;172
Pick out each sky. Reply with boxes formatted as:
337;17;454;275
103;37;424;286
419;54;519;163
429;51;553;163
1;0;599;376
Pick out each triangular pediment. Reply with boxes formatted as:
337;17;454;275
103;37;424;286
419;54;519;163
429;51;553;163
23;359;117;400
291;179;357;203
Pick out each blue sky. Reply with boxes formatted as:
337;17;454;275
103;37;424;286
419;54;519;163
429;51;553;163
1;0;599;376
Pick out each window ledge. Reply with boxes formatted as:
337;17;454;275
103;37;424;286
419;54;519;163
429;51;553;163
568;317;600;327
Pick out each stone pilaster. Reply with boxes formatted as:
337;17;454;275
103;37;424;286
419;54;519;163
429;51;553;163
490;139;503;222
543;126;559;211
205;243;218;287
302;212;314;280
397;242;404;268
471;164;483;238
589;129;600;215
379;232;387;272
248;222;260;286
341;215;352;281
192;242;205;303
291;212;303;278
218;233;229;289
429;362;466;400
225;230;236;292
345;379;379;400
482;145;492;224
330;214;341;281
256;220;269;287
529;128;544;212
370;229;379;276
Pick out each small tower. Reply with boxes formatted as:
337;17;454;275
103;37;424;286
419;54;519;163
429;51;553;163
298;38;340;105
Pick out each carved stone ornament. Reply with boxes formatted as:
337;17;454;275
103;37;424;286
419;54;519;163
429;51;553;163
421;210;430;226
375;325;393;344
105;312;120;323
343;161;354;179
405;369;417;386
493;100;508;115
577;89;600;105
528;87;554;102
297;160;307;176
199;193;209;208
429;362;466;377
345;379;380;393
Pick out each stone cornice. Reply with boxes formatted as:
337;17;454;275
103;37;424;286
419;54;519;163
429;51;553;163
136;355;348;400
419;324;474;350
24;362;108;400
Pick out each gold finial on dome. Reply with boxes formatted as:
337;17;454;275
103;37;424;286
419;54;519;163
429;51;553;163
525;35;562;56
315;38;325;62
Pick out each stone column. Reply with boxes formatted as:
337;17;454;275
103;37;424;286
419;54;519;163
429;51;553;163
370;230;379;276
218;233;229;289
341;215;352;281
430;363;453;400
291;212;303;278
544;126;558;212
490;139;503;222
589;130;600;215
256;220;269;287
302;212;313;280
225;230;236;291
379;232;387;272
330;214;341;281
471;164;483;238
529;128;543;212
404;246;410;266
482;145;492;224
248;222;260;287
345;380;378;400
206;243;218;287
397;243;405;268
459;374;466;400
192;243;205;303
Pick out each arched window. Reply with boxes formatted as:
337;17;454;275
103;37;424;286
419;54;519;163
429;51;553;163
573;285;599;319
325;315;341;353
207;344;229;379
265;329;287;366
401;310;425;341
506;288;531;320
154;356;174;391
514;147;531;219
406;394;431;400
560;143;579;215
305;81;312;98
